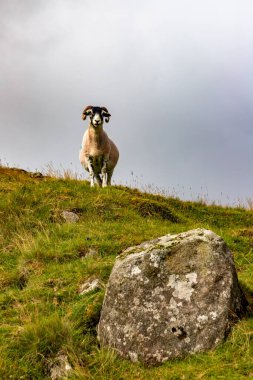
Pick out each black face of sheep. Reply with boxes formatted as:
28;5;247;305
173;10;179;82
82;106;111;126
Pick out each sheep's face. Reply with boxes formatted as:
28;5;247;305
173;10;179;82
91;107;103;127
82;106;111;126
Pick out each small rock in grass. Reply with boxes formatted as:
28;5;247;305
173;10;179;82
48;352;72;380
78;278;100;295
79;248;98;260
30;171;44;178
61;211;79;223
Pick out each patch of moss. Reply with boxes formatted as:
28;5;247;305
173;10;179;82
131;197;181;222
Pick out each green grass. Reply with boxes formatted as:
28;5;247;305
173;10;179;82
0;166;253;379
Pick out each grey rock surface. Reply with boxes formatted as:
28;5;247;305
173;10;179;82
97;229;247;365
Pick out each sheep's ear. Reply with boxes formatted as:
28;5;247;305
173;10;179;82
82;106;93;120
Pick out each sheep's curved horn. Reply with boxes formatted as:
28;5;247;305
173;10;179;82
82;105;93;120
101;107;111;123
100;107;109;113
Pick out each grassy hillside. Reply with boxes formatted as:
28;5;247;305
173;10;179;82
0;166;252;379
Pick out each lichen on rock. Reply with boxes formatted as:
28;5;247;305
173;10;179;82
97;228;247;366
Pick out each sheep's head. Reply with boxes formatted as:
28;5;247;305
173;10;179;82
82;106;111;127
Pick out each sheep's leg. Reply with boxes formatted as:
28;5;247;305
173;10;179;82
107;170;113;186
95;174;102;187
101;158;108;188
87;158;95;187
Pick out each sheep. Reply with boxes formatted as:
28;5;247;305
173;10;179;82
79;105;119;187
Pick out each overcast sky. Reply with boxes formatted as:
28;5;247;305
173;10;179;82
1;0;253;205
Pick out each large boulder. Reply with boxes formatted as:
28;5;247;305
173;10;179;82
97;229;247;365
